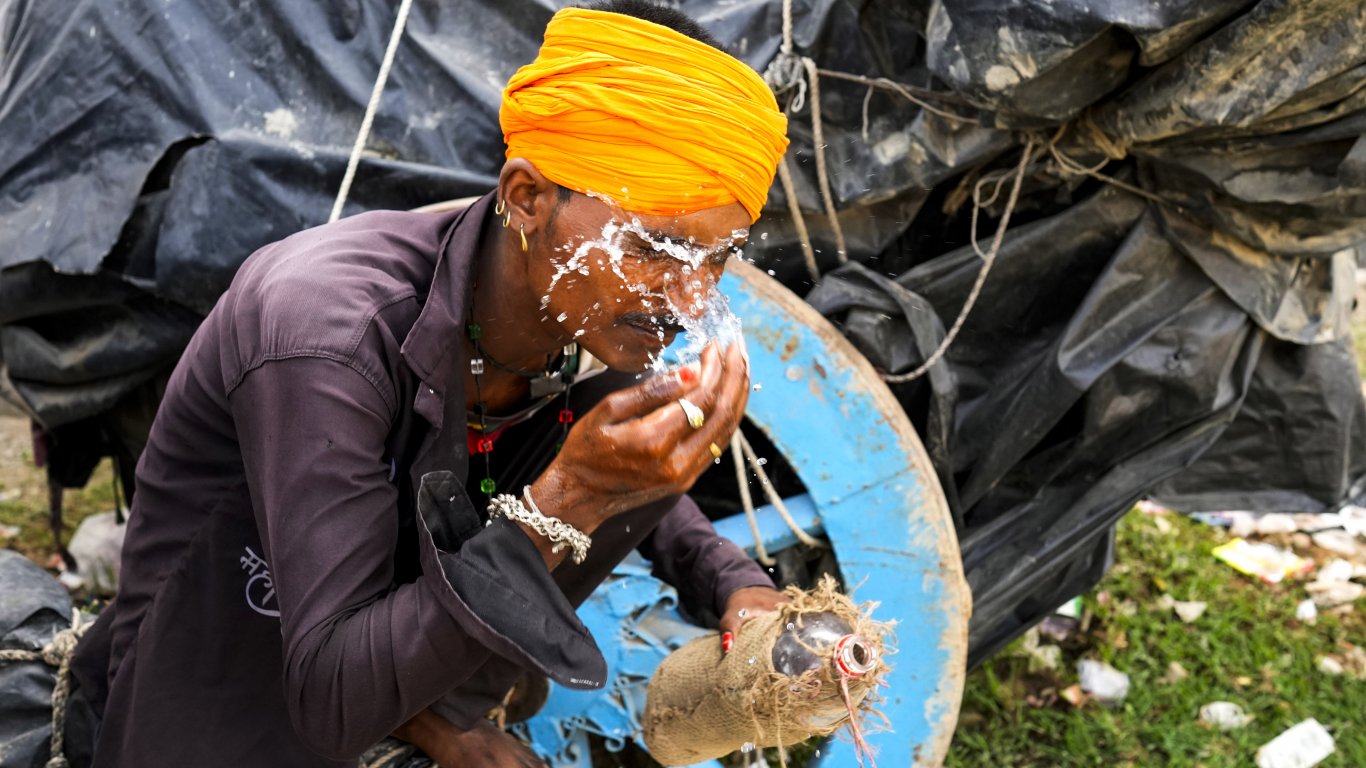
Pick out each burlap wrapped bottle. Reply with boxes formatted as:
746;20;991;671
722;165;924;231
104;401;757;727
643;577;888;766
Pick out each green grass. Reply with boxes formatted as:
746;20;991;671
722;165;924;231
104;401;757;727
0;457;118;563
947;510;1366;767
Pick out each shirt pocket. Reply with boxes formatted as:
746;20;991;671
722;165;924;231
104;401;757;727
415;470;484;552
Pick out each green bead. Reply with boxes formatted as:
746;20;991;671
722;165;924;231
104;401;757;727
480;477;496;494
466;322;482;341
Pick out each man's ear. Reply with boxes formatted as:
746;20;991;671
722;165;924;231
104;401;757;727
498;158;559;238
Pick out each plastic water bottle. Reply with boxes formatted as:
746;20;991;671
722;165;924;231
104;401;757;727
770;612;879;730
771;611;878;678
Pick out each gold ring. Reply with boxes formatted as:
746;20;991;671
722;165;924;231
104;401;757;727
709;442;723;458
678;397;705;430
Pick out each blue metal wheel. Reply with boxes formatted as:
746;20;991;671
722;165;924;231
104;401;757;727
520;259;970;767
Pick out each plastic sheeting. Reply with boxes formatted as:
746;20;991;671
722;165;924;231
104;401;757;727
2;0;1364;662
0;550;74;768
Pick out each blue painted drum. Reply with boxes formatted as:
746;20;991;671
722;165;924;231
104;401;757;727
520;260;968;767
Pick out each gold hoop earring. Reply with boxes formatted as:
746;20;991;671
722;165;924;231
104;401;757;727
502;210;511;228
520;224;528;253
494;198;506;216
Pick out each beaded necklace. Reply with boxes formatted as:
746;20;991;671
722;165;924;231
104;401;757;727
466;319;577;499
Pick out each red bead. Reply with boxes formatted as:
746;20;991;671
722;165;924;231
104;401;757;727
558;409;574;424
476;437;494;454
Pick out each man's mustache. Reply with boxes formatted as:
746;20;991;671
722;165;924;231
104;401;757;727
619;312;685;334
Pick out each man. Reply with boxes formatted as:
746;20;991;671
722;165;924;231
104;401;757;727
70;1;792;766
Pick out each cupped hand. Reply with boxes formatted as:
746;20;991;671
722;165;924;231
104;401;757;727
533;342;749;531
718;585;789;649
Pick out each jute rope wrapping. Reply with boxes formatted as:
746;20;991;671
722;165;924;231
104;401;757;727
644;577;891;766
0;608;92;768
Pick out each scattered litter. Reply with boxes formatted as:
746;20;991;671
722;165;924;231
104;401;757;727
1316;656;1344;676
1296;599;1318;625
1305;579;1364;608
57;570;84;590
1191;509;1365;538
1136;499;1171;515
1152;515;1173;534
63;510;127;596
1159;661;1189;684
1311;530;1362;559
1077;659;1129;706
1212;538;1313;584
1114;599;1139;617
1198;701;1254;730
1156;594;1207;623
1018;627;1062;671
1059;684;1085;708
1255;719;1335;768
1315;559;1356;583
1038;615;1078;643
0;523;19;540
1055;596;1083;619
1337;505;1366;535
1316;646;1366;680
0;488;21;503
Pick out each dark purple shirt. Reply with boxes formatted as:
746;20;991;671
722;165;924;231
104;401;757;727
72;195;772;766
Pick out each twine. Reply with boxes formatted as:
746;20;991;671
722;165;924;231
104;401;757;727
0;608;92;768
329;0;416;223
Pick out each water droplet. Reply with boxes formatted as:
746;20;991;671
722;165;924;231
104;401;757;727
741;742;754;753
760;232;769;241
624;525;631;533
757;457;768;466
556;312;568;322
752;383;763;392
767;269;776;275
747;656;756;665
786;622;795;631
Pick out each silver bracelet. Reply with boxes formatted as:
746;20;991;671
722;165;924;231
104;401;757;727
486;486;592;565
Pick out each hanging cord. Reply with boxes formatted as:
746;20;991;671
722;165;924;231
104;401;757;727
0;608;92;768
802;57;847;264
881;135;1038;384
329;0;416;223
736;430;827;549
730;426;829;567
732;432;776;567
763;0;848;279
775;158;821;282
820;69;982;125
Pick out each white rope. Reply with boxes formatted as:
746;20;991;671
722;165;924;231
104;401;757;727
732;432;776;567
881;136;1038;384
775;157;820;282
328;0;416;223
736;430;827;549
801;56;847;264
0;608;91;768
762;0;849;281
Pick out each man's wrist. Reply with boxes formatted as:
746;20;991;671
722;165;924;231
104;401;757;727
528;467;601;537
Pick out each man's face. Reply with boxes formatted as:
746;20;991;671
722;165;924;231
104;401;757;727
531;192;750;371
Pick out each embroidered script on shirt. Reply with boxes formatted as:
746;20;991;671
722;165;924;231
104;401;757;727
240;546;281;618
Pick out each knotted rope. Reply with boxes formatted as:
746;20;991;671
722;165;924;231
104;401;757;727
0;608;92;768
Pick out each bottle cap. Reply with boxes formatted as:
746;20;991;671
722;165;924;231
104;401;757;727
834;634;877;677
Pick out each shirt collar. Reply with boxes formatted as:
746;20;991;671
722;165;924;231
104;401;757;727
400;192;495;395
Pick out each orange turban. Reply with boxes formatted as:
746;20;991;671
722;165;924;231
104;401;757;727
500;8;789;223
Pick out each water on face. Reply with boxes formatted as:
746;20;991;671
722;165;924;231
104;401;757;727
541;209;749;372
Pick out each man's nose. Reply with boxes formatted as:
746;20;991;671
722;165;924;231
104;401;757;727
664;271;720;319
